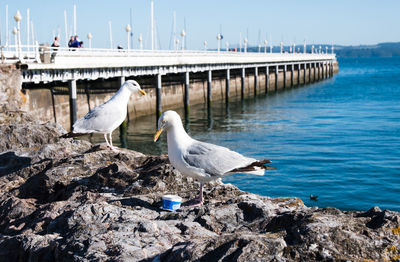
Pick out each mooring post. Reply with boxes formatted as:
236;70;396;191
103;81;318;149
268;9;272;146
290;64;294;87
283;64;287;88
69;79;77;130
207;70;212;108
241;67;245;99
275;65;279;91
156;73;162;123
254;66;258;96
184;71;190;115
265;66;269;93
226;68;230;104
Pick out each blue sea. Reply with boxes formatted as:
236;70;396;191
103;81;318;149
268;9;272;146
99;57;400;211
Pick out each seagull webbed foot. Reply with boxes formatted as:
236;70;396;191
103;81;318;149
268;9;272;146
107;145;119;152
182;198;203;207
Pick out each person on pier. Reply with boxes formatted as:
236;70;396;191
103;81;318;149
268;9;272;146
51;36;60;62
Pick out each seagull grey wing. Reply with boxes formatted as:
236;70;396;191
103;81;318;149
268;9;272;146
182;141;255;178
73;103;124;133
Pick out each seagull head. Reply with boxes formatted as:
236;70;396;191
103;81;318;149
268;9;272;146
154;110;181;142
124;80;146;96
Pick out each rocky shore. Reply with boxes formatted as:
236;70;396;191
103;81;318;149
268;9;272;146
1;66;399;261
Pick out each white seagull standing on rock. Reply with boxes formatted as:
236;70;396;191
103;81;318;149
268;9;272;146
61;80;146;150
154;110;275;206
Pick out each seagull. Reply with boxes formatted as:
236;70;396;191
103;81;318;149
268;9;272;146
310;194;318;201
61;80;146;150
154;110;274;206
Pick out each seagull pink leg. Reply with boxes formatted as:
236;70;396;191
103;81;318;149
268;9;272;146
108;132;118;151
104;133;110;147
183;182;204;207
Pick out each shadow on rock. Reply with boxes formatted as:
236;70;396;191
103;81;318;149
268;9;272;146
0;152;31;176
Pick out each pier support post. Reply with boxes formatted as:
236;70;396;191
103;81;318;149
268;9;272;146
297;64;300;85
207;70;212;108
275;65;279;91
314;62;317;81
283;64;287;88
325;62;329;78
254;67;258;96
226;68;230;104
241;68;245;99
330;61;333;77
322;62;325;79
184;71;190;115
318;62;321;80
309;63;312;83
290;64;294;87
119;76;126;86
303;63;306;84
265;66;269;93
69;79;77;130
156;74;162;122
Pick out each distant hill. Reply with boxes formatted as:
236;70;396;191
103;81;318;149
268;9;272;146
334;42;400;57
243;42;400;58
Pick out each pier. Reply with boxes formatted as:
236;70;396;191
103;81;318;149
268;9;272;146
3;46;338;130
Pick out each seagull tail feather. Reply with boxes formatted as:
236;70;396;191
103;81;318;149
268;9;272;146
229;159;276;176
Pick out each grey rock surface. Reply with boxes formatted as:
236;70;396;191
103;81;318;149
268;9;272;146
0;68;399;261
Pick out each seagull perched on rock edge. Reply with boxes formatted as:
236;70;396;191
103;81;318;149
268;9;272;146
61;80;146;150
154;110;275;207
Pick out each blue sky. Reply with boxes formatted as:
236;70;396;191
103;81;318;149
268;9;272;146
1;0;399;49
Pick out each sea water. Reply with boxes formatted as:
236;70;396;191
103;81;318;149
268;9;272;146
93;57;400;211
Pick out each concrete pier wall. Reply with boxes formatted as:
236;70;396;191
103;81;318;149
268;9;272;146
22;62;338;131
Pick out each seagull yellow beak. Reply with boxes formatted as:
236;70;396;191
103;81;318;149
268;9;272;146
139;89;146;96
154;128;163;142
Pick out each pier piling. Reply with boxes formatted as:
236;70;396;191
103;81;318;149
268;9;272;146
254;67;258;95
156;74;162;123
119;76;125;86
68;79;77;130
226;68;230;104
265;66;269;93
241;68;245;99
283;65;287;88
184;71;190;115
318;63;321;80
297;64;301;85
275;65;279;91
314;62;317;81
291;64;294;87
207;70;212;108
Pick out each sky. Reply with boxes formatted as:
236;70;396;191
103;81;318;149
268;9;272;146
1;0;399;50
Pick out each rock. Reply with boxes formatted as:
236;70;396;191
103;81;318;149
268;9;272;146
0;76;399;261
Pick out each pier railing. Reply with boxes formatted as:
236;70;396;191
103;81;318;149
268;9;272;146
2;44;335;69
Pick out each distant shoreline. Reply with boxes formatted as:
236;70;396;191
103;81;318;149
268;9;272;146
334;42;400;58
